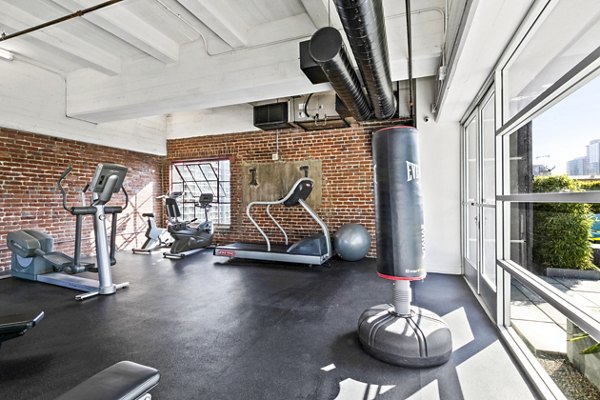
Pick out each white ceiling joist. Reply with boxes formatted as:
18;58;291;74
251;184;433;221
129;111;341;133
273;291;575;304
0;0;121;75
300;0;330;28
66;40;331;122
151;0;233;54
176;0;249;49
50;0;180;64
247;14;315;47
300;0;343;29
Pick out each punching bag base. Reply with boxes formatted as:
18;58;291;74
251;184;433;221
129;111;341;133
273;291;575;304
358;305;452;368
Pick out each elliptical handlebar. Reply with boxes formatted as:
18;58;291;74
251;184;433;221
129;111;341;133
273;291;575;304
57;165;129;214
59;165;73;181
58;166;73;212
120;187;129;211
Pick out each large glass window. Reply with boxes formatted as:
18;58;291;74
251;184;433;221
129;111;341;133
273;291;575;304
171;159;231;226
459;0;600;397
501;74;600;290
502;1;600;121
505;75;600;194
510;275;600;399
499;68;600;400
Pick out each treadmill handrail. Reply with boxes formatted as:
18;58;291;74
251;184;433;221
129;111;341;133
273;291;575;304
298;199;332;258
266;204;288;246
246;178;324;253
246;202;272;251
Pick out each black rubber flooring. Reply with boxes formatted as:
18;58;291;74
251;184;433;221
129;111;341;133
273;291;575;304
0;251;538;399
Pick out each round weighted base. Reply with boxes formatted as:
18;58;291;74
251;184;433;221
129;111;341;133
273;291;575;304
358;304;452;368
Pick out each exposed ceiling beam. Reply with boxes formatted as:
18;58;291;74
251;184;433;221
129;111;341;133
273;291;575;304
300;0;329;28
176;0;249;48
65;27;441;124
151;0;208;37
300;0;343;29
66;40;332;122
247;14;315;47
152;0;232;54
0;34;81;75
50;0;180;64
0;0;121;75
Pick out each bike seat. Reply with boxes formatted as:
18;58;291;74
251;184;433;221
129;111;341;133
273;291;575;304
142;213;154;218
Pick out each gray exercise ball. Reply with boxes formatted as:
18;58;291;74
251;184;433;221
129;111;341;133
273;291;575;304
334;223;371;261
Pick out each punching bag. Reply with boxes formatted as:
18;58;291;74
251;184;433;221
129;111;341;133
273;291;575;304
358;126;452;368
372;126;425;280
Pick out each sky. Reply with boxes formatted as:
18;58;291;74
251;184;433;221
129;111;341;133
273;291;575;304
532;74;600;174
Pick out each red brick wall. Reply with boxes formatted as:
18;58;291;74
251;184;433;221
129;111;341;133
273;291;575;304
0;128;164;272
166;125;388;257
0;123;386;273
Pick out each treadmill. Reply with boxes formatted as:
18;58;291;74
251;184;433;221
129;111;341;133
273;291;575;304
214;178;332;265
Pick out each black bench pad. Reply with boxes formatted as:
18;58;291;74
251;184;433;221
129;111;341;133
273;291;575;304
0;311;44;344
55;361;160;400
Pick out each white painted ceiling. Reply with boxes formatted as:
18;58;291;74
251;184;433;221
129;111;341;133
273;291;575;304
0;0;446;123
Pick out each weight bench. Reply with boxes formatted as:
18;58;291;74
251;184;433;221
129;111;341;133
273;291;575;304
0;311;44;348
55;361;160;400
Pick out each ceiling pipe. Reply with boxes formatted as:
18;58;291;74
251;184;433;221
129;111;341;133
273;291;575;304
333;0;396;120
0;0;124;42
309;27;372;121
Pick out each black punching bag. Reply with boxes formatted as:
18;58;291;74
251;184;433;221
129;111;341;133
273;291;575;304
372;126;425;280
358;126;452;368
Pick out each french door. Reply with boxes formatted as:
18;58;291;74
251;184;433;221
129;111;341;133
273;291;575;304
463;91;496;314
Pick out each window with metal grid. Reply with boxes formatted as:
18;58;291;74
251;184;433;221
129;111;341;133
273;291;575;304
170;159;231;226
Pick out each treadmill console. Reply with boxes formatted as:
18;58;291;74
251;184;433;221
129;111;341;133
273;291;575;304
283;179;313;207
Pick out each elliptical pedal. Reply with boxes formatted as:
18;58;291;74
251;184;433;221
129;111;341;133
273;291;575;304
42;251;95;274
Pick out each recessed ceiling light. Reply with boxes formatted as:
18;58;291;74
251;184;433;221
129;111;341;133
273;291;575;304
0;48;14;61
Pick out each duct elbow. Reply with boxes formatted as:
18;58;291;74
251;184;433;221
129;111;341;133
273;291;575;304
309;27;373;122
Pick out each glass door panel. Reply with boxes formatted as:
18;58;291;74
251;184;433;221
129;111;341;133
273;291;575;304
463;91;497;311
464;117;479;289
480;96;497;310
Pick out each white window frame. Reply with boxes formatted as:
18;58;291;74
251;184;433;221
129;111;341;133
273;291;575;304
460;0;600;397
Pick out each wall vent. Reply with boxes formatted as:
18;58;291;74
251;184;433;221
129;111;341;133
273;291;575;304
253;102;294;130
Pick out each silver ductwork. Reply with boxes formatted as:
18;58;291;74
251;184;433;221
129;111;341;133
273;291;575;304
309;27;372;122
334;0;396;120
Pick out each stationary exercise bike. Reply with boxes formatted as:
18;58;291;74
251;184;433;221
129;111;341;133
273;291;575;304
132;196;174;254
164;193;214;259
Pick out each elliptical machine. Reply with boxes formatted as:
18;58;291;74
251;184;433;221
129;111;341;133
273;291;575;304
7;163;130;300
132;196;174;254
164;193;214;259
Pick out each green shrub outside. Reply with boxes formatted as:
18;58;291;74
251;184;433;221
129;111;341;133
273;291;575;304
533;175;595;270
579;180;600;214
